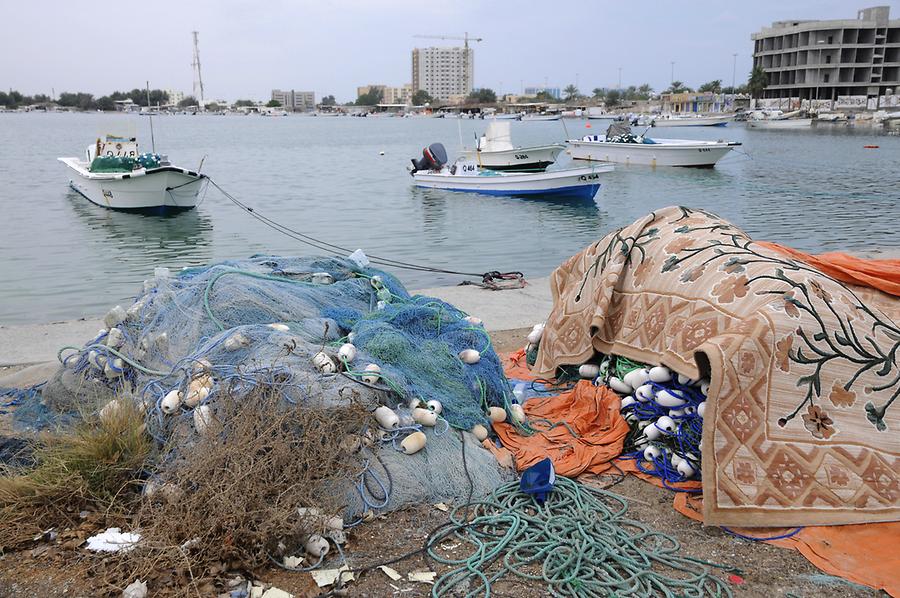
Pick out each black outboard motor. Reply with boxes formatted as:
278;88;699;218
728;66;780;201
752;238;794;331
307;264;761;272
410;143;448;174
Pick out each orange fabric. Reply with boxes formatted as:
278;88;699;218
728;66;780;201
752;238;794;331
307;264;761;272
759;241;900;298
674;493;900;597
491;381;630;477
502;348;539;381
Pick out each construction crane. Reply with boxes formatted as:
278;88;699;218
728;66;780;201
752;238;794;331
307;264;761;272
191;31;205;109
413;32;483;49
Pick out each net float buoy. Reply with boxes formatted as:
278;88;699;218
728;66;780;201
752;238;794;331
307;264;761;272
488;406;507;423
193;405;213;434
459;349;481;364
643;445;661;461
608;376;632;395
374;405;399;430
463;315;482;325
671;452;684;468
305;534;330;557
161;389;182;414
698;401;706;417
643;424;661;440
648;366;672;383
677;459;696;478
312;351;337;374
636;384;655;402
655;389;687;407
104;358;124;378
677;373;692;385
632;368;652;387
656;415;677;434
412;407;438;427
362;363;381;383
104;305;127;329
338;343;357;363
347;332;356;344
426;399;442;414
88;350;101;369
106;327;125;349
401;431;427;454
700;380;710;396
620;396;636;409
510;403;526;423
184;383;210;408
311;272;335;285
579;364;600;379
471;424;489;441
526;328;543;344
669;408;686;418
268;323;290;332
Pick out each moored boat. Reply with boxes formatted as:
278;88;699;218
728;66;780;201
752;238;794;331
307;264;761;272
521;113;561;121
746;110;813;129
566;123;740;168
410;143;610;199
651;113;733;127
58;135;206;213
460;121;564;171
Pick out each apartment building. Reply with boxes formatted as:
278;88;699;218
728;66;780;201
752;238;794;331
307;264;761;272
270;89;316;112
412;46;474;101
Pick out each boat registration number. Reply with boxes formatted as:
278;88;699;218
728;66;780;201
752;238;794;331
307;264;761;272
697;148;712;153
579;173;600;181
458;161;478;174
515;154;529;160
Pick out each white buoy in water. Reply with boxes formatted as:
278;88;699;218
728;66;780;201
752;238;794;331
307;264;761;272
104;305;127;329
106;327;125;349
305;534;330;557
193;405;213;434
620;396;636;409
655;389;687;408
426;399;442;414
656;415;677;434
608;376;632;395
643;445;662;461
401;431;427;454
268;323;290;332
374;406;399;430
459;349;481;364
579;364;600;379
488;406;507;423
362;363;381;384
161;389;182;414
379;150;385;156
510;403;526;423
338;343;357;363
412;407;438;427
677;459;696;478
648;366;672;383
698;401;706;418
463;315;482;325
471;424;489;441
312;352;337;374
635;384;655;402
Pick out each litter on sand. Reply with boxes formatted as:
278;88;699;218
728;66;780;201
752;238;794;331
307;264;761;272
408;571;437;584
311;565;354;587
85;527;141;553
379;565;403;581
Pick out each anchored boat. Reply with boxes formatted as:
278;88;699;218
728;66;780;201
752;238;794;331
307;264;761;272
651;114;733;127
746;110;812;129
410;143;611;200
460;121;565;171
567;123;740;168
58;135;207;213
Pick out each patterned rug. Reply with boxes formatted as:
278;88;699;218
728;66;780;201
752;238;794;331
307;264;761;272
534;206;899;526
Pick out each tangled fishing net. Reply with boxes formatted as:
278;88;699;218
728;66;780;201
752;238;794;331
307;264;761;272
35;255;512;514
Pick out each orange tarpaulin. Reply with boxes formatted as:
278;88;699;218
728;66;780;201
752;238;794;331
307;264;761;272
674;493;900;597
490;381;630;477
759;241;900;298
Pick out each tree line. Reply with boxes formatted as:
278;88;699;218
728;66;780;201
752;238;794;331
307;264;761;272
1;88;173;111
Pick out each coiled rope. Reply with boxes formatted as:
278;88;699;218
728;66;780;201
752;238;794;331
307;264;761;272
426;476;735;597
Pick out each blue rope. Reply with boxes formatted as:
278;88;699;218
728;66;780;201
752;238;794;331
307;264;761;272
722;527;804;541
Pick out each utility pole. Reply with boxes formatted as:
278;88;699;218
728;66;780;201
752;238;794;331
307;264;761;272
618;67;622;89
731;53;737;91
191;31;205;109
670;61;675;87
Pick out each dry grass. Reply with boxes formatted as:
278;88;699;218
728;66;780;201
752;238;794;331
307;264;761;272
115;387;369;590
0;398;151;549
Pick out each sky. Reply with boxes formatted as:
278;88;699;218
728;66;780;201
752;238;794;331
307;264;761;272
2;0;898;102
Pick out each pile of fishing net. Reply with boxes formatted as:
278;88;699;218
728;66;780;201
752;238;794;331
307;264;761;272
36;254;513;514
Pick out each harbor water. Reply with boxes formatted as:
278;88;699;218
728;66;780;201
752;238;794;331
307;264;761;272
1;112;898;324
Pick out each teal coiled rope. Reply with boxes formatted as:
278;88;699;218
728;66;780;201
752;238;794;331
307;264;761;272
426;476;735;597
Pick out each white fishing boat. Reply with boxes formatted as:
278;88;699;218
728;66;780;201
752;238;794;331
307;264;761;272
460;121;564;171
566;123;739;168
521;113;561;121
483;112;521;120
746;110;813;129
410;143;611;200
651;114;733;127
58;135;206;213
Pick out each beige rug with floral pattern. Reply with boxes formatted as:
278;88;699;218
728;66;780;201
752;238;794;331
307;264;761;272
534;206;899;526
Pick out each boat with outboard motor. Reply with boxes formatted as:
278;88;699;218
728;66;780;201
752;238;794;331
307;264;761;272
566;123;740;167
651;113;733;127
460;121;565;171
410;143;611;199
746;110;812;129
58;134;207;213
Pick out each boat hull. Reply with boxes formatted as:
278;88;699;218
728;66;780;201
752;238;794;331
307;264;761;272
566;139;737;167
60;159;206;213
459;144;564;171
747;118;813;129
413;166;612;200
652;114;733;127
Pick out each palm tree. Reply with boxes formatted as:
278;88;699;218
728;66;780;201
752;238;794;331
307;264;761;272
564;84;579;101
664;80;691;94
592;87;606;100
637;83;653;99
747;67;768;98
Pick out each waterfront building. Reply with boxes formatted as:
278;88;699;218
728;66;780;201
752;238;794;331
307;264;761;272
412;46;474;101
166;89;185;107
524;86;561;99
357;84;412;105
751;5;900;110
270;89;316;112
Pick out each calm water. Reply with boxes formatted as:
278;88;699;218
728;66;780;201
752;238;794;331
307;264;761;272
1;112;898;324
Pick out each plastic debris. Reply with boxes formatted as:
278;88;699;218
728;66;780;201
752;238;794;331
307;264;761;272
408;571;437;584
122;579;148;598
434;502;450;512
85;527;140;552
260;588;293;598
311;565;354;588
379;565;403;581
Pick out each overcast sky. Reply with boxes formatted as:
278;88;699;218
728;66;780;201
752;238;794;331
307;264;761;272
3;0;897;102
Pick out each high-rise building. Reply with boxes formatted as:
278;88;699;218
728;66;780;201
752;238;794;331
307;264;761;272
412;46;474;101
166;89;185;107
751;6;900;109
524;86;561;99
270;89;316;111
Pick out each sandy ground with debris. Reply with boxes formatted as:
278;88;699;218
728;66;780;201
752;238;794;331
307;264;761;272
0;328;881;597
